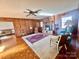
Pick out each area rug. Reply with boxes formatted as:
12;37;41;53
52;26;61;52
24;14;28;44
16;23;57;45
26;33;48;43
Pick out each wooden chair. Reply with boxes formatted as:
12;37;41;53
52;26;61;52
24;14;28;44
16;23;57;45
50;35;61;52
58;35;69;53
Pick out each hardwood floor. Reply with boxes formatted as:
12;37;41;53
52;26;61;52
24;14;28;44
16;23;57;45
0;35;39;59
0;35;78;59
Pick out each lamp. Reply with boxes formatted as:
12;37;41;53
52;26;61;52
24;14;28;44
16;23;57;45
30;27;33;29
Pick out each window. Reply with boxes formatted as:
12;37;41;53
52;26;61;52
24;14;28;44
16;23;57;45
0;22;14;30
62;16;72;28
40;21;43;27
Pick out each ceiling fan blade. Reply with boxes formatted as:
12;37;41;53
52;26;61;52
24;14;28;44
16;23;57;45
26;13;31;17
32;13;37;16
26;9;32;11
35;9;41;13
24;11;29;13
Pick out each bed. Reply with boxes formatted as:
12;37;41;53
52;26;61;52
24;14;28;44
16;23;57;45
22;33;60;59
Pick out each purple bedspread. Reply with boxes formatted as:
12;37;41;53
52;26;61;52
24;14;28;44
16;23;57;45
26;33;48;43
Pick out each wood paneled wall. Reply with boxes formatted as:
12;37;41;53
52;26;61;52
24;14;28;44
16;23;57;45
13;19;40;37
0;17;40;37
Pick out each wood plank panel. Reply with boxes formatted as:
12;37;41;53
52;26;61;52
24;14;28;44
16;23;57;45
0;17;41;36
13;19;21;36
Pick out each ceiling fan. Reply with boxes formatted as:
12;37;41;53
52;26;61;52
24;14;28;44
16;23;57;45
24;9;41;17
